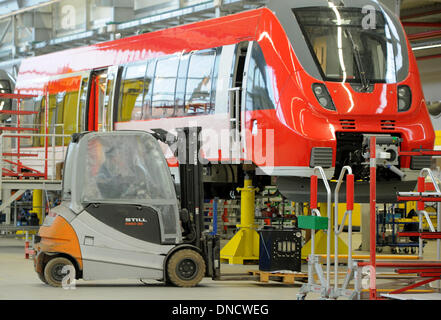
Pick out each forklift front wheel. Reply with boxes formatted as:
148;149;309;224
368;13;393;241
167;249;206;287
44;257;75;287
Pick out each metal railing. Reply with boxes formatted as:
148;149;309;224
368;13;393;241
397;167;441;259
297;166;333;299
0;131;71;184
332;166;360;299
298;165;360;300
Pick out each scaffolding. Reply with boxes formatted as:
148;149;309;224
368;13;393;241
0;92;69;234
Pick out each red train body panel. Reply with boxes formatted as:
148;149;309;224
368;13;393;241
12;0;435;201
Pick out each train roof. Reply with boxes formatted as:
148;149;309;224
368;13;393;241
16;7;269;84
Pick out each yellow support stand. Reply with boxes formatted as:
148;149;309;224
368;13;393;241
301;203;349;259
220;177;260;264
32;189;43;225
16;190;42;238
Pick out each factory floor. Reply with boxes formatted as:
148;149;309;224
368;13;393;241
0;232;440;301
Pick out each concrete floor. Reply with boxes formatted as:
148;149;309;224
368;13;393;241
0;232;440;300
0;237;320;300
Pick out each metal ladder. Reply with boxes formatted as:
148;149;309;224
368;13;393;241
297;166;361;300
297;166;332;299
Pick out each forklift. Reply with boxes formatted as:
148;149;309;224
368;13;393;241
33;128;220;287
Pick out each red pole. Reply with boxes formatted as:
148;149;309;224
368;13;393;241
17;90;22;176
44;90;48;179
310;175;318;210
346;174;354;211
417;176;426;211
369;137;377;300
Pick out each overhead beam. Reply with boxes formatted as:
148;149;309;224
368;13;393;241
0;18;12;42
408;30;441;41
0;0;60;21
403;22;441;28
402;6;441;21
416;54;441;61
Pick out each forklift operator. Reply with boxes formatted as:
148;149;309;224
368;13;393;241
95;146;128;199
85;135;166;203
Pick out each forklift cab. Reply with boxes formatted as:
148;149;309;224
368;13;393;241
65;131;182;245
34;131;210;287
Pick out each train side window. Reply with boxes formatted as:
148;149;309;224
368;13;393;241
54;93;65;145
185;50;216;115
118;62;147;122
152;56;179;118
210;47;222;112
63;90;80;145
78;76;89;132
175;54;190;117
18;98;36;147
141;59;156;120
47;94;58;136
245;42;276;111
35;97;45;147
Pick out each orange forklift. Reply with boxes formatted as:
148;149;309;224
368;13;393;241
33;128;220;287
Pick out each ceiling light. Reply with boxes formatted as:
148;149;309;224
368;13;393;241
413;43;441;51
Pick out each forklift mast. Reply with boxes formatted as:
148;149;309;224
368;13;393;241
175;127;221;280
177;127;204;247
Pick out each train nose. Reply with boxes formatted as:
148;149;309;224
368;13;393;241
325;82;399;116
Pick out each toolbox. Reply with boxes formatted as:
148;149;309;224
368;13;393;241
258;227;302;272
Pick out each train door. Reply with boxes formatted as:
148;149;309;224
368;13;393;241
229;41;249;160
87;66;119;132
242;41;277;169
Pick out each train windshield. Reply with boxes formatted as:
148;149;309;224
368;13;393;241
294;6;404;84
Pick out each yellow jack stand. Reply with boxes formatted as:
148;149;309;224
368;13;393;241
32;189;43;224
220;177;260;264
16;190;42;239
301;203;349;259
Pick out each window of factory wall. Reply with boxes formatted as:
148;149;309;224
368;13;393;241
119;62;147;122
152;56;179;118
185;49;216;115
245;42;276;111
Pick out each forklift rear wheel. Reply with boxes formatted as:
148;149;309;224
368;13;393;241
44;257;75;287
167;249;206;287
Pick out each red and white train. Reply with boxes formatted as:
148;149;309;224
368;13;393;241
5;0;435;202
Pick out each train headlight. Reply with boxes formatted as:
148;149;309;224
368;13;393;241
312;83;336;111
397;85;412;112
